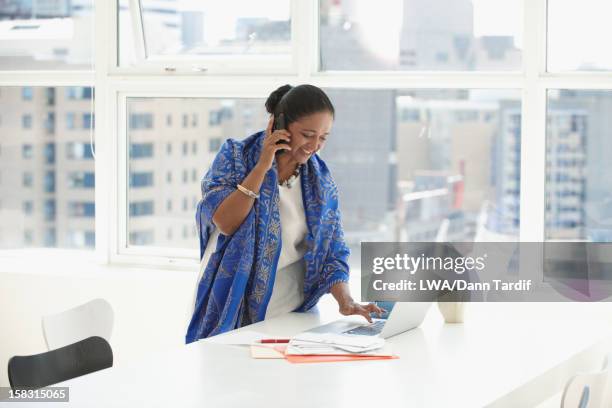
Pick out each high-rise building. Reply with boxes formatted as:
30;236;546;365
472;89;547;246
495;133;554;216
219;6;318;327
396;94;504;241
492;100;521;236
0;86;95;248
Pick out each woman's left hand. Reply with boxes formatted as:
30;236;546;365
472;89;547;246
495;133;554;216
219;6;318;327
339;300;386;323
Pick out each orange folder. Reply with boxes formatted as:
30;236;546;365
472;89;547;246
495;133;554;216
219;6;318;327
274;346;399;364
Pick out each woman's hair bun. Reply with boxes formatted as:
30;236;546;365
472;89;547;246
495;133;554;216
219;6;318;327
265;84;293;114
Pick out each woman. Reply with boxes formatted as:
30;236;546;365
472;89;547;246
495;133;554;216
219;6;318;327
186;84;383;343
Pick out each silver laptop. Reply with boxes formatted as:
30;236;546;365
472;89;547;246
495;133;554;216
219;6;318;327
304;302;431;339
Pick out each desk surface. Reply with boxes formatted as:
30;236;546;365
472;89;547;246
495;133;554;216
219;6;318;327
13;301;612;408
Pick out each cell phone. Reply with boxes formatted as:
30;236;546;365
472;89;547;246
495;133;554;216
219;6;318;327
273;113;289;145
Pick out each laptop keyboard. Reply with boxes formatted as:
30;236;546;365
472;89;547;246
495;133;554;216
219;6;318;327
343;320;386;336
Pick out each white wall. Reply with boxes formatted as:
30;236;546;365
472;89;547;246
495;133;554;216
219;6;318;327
0;258;199;388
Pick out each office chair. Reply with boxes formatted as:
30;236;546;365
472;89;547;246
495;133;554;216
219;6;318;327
8;336;113;390
42;298;114;350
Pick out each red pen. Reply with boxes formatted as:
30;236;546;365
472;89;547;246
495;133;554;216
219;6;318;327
259;339;290;344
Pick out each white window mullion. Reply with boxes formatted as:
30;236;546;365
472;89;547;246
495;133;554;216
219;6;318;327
104;72;523;92
291;0;317;81
113;91;128;264
93;0;113;264
519;0;548;242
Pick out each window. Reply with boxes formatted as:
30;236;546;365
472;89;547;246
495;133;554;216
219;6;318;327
546;90;612;241
44;171;55;193
45;88;55;105
22;172;33;187
209;111;221;126
22;114;32;129
129;201;154;217
68;202;95;217
44;113;55;135
0;87;95;250
44;228;56;246
44;200;56;222
22;144;33;159
68;172;95;189
66;87;93;100
66;113;76;130
547;0;612;71
3;1;609;265
130;143;154;159
129;113;153;129
23;201;33;215
22;87;33;100
0;1;94;70
319;0;522;71
118;0;292;70
67;142;94;159
125;96;266;251
130;172;154;188
319;89;521;251
83;113;93;129
44;143;56;164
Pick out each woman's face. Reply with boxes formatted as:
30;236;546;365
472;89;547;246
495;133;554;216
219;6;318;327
285;111;333;164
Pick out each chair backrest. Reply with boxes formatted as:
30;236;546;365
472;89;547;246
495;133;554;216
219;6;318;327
8;336;113;390
561;369;611;408
42;298;114;350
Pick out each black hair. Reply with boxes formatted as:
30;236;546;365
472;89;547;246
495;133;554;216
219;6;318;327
264;84;335;125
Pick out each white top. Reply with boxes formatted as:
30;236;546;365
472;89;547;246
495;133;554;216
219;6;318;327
265;174;308;318
195;175;308;319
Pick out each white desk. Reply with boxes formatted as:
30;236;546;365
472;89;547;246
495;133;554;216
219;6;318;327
11;301;612;408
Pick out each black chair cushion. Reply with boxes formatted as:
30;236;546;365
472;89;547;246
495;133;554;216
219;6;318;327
8;336;113;390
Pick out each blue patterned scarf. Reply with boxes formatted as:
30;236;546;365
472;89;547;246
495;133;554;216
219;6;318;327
186;130;350;343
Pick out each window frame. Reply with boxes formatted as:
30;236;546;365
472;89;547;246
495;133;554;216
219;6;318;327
2;0;612;268
113;0;303;75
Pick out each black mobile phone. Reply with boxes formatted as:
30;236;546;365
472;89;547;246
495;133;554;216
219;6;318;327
273;113;288;145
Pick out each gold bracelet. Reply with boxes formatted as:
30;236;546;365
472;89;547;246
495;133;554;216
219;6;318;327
236;184;259;199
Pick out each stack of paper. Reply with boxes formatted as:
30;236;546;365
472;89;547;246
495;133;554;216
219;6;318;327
249;332;399;363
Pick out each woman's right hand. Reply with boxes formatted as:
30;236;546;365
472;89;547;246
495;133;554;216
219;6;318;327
256;116;292;171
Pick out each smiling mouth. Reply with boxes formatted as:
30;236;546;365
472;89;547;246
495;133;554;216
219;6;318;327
302;148;312;154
